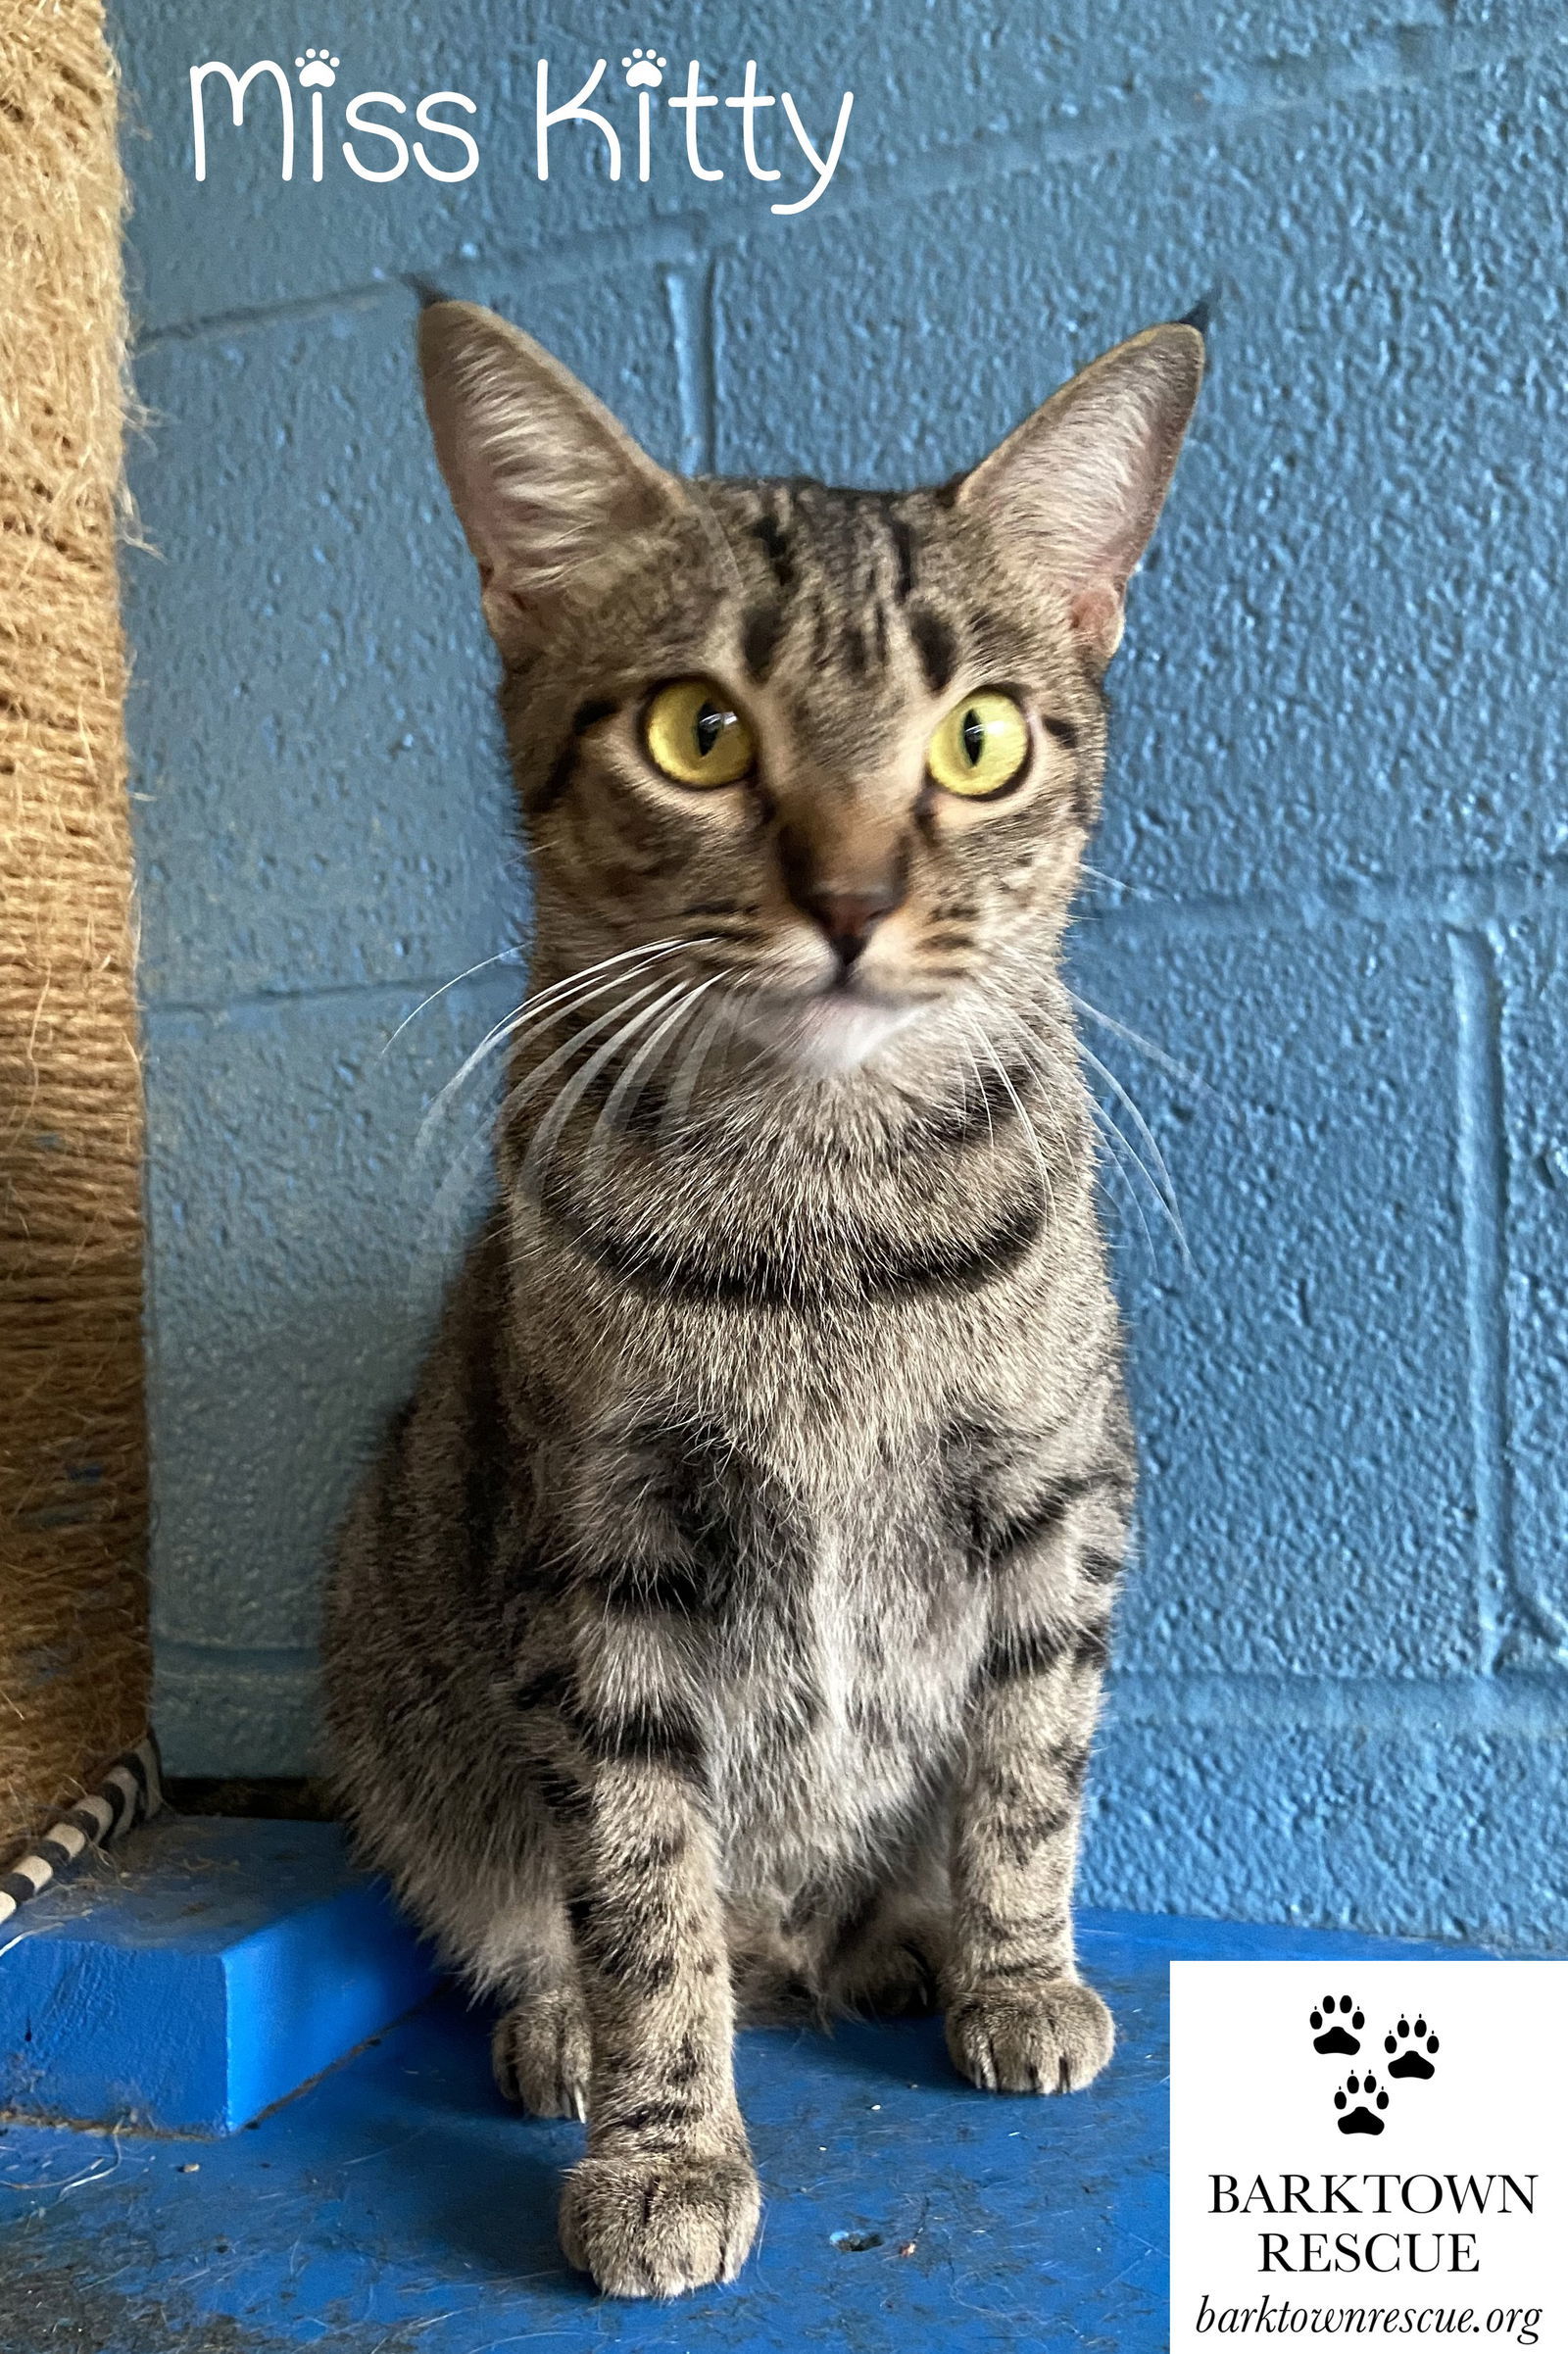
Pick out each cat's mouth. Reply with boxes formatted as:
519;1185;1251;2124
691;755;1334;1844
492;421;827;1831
750;977;927;1077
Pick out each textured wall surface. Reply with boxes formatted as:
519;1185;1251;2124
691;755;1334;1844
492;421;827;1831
114;2;1568;1944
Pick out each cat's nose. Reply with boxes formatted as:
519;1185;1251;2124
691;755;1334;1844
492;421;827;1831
779;826;908;969
803;886;899;968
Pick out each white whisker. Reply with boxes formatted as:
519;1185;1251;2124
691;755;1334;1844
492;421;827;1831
983;1004;1078;1166
378;947;524;1060
958;1041;994;1149
1073;1040;1189;1265
412;977;673;1244
932;1031;984;1157
519;980;697;1202
980;1002;1176;1273
412;1121;501;1268
1077;862;1135;897
412;940;701;1160
493;979;673;1149
414;1007;529;1159
996;1005;1181;1269
965;1015;1055;1231
584;978;722;1175
1067;988;1205;1094
657;992;737;1154
1083;1095;1160;1270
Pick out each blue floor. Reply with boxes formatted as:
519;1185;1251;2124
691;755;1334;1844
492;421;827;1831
0;1910;1483;2352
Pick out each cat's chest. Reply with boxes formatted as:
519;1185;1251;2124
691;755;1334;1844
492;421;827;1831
709;1492;985;1868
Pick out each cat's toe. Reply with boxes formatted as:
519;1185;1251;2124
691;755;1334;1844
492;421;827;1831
835;1932;943;2018
824;1897;950;2019
946;1977;1114;2094
492;1987;591;2119
559;2146;760;2298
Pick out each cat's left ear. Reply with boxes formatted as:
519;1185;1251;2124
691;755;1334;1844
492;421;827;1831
956;321;1203;670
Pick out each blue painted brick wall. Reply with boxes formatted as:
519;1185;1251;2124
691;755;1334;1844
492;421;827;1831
112;3;1568;1946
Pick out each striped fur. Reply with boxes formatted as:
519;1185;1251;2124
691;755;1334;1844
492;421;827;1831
324;304;1201;2298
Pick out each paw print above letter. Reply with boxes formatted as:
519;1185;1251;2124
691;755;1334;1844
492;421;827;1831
621;48;666;89
1385;2015;1439;2080
1334;2071;1390;2135
295;49;339;88
1309;1993;1364;2056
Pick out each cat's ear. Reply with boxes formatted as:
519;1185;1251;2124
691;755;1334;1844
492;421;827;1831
417;299;682;654
956;321;1203;670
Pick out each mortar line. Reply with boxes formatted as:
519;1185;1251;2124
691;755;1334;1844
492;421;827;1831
135;279;403;352
140;962;523;1026
662;255;717;476
154;1638;318;1672
1452;927;1568;1666
813;18;1568;227
1071;858;1568;941
133;218;711;354
134;861;1568;1037
1447;925;1511;1673
1102;1667;1568;1736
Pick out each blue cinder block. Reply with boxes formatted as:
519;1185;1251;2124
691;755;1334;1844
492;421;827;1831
1066;908;1473;1680
142;973;524;1769
0;1816;435;2133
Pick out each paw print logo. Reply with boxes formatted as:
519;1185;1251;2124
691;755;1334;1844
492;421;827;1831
1308;1994;1364;2057
295;49;339;88
621;48;666;89
1385;2015;1440;2081
1334;2071;1390;2136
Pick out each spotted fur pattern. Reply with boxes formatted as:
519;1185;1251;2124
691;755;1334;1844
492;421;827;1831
324;303;1201;2299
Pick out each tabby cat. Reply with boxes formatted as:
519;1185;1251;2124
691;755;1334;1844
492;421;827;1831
323;298;1201;2298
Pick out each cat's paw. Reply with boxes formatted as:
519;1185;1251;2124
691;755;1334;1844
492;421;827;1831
946;1977;1114;2094
492;1986;591;2119
559;2146;760;2298
835;1930;943;2019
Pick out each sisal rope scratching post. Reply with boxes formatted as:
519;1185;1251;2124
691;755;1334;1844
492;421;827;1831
0;1;150;1861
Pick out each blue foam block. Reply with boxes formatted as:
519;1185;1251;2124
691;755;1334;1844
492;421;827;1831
0;1910;1494;2351
0;1815;436;2132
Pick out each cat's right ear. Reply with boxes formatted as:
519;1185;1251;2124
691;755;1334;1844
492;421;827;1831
417;300;681;655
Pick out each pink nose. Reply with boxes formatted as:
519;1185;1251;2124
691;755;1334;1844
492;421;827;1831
801;887;898;967
778;825;909;968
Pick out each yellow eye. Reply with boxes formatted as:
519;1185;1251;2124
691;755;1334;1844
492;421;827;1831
644;679;755;788
927;690;1031;799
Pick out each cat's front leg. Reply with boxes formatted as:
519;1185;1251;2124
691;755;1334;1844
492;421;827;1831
549;1691;758;2297
945;1462;1129;2096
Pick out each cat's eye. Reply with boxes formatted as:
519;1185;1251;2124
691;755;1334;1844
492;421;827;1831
644;679;756;788
926;690;1031;800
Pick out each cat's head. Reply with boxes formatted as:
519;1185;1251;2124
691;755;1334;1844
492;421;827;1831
418;300;1200;1084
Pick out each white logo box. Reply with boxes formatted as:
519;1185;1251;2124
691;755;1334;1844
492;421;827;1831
1170;1961;1568;2350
